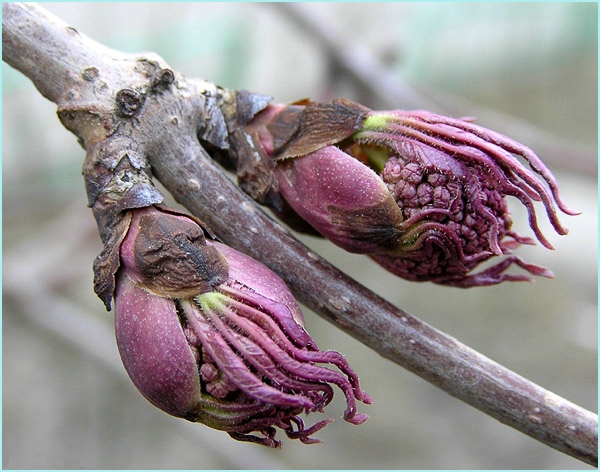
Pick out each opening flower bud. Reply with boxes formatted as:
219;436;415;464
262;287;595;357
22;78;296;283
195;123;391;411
246;100;577;287
111;206;371;447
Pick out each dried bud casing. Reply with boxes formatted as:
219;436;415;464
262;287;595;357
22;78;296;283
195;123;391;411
121;207;228;298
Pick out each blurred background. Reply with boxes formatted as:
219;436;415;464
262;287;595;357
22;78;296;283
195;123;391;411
2;3;597;469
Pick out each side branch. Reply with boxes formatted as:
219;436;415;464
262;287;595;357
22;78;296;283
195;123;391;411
3;2;597;466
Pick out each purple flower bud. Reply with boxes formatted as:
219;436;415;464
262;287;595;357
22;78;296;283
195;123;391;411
113;206;371;447
248;101;577;287
275;146;405;254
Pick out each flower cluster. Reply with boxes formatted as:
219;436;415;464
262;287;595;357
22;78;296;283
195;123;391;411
111;205;371;447
244;99;576;287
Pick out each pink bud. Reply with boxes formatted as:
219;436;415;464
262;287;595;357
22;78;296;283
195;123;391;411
111;206;370;447
246;101;577;287
275;146;405;254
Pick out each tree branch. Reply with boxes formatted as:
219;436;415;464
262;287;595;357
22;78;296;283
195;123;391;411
3;2;596;466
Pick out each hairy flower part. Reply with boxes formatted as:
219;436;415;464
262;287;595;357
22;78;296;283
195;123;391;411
249;101;577;287
113;205;371;447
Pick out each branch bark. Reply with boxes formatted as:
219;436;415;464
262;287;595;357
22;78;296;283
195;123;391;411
3;2;597;466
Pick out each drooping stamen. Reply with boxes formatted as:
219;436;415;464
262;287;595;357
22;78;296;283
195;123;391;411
199;295;335;411
209;286;370;423
180;299;314;409
371;112;573;243
284;416;333;444
218;283;372;408
406;110;578;216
